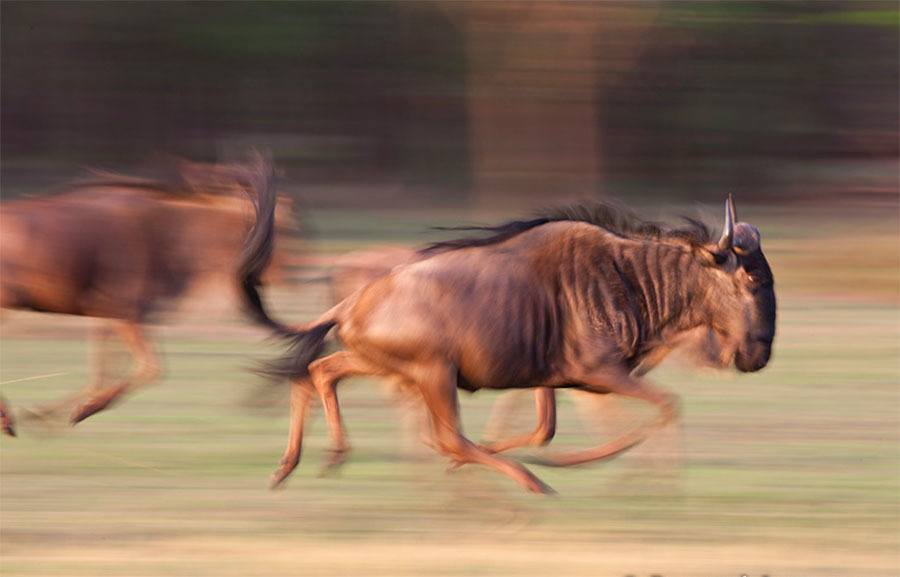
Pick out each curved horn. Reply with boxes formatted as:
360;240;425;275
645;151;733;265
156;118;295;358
717;194;736;251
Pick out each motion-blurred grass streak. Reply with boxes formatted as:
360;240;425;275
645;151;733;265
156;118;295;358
1;206;896;576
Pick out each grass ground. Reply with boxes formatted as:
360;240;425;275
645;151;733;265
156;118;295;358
1;205;897;576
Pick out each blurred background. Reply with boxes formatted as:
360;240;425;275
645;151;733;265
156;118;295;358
3;1;897;207
1;2;898;576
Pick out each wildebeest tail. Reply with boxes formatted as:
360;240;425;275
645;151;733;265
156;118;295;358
236;151;296;338
257;320;337;381
237;152;341;382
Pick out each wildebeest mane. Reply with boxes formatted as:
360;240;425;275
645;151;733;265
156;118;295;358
57;159;268;200
65;171;190;197
421;201;714;255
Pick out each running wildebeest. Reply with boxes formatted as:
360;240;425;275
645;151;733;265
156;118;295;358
241;188;776;493
0;154;290;432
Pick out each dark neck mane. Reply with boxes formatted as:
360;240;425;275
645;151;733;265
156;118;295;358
58;160;263;200
422;201;714;255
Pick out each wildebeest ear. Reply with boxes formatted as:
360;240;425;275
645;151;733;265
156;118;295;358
733;222;761;254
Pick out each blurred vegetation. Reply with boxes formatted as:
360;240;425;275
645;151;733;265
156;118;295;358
2;1;897;205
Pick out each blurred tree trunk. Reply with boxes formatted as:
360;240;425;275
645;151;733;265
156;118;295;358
444;2;657;206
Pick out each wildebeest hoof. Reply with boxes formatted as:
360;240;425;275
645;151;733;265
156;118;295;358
318;448;349;477
270;468;293;490
1;417;16;437
1;398;17;437
270;454;300;489
528;478;557;496
70;400;106;425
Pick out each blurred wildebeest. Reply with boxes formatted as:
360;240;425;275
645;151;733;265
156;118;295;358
242;188;776;493
0;154;290;431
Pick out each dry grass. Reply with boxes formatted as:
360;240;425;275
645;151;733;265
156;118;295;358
1;206;897;576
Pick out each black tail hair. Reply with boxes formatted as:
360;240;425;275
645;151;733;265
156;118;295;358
256;321;337;381
236;151;296;338
236;152;337;382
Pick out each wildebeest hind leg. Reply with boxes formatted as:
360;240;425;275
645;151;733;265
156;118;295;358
528;369;679;468
70;321;160;424
270;351;374;487
308;351;369;476
480;388;557;454
270;379;315;489
416;365;555;495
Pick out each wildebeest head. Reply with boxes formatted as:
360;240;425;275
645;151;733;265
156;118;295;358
707;195;776;372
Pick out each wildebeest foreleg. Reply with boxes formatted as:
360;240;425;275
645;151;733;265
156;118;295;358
415;365;555;495
528;369;679;467
70;321;160;424
480;387;557;454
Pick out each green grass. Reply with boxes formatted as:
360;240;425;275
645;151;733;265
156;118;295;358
1;209;898;576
